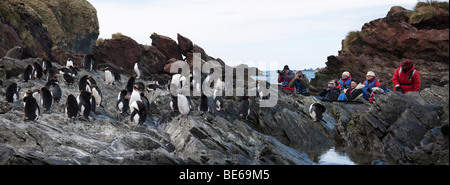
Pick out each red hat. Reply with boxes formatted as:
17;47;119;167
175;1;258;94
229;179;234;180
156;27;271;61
401;59;413;67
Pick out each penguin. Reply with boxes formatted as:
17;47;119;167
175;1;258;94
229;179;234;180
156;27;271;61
134;62;143;79
42;59;53;72
90;57;98;72
135;82;146;92
198;73;211;112
65;94;79;119
104;67;115;85
309;103;327;122
45;76;62;103
146;83;163;92
126;75;136;94
83;55;92;71
77;91;92;120
63;73;74;85
32;62;44;80
213;78;225;111
214;95;224;112
170;95;179;114
40;87;53;111
130;100;147;125
256;80;271;100
90;84;102;108
24;94;40;121
169;74;182;114
198;94;209;112
239;95;251;120
23;65;33;82
129;85;141;108
87;76;97;86
66;58;73;68
79;75;90;92
6;83;20;103
140;92;151;116
177;89;192;116
69;66;78;76
45;68;56;82
90;94;97;113
32;89;42;108
58;67;74;76
117;89;129;114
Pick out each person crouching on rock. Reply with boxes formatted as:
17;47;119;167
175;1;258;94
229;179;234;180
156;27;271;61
320;80;340;101
343;79;368;102
289;71;310;96
393;59;421;94
278;65;295;94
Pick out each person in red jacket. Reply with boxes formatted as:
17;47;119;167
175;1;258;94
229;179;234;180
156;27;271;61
392;59;421;94
278;65;295;94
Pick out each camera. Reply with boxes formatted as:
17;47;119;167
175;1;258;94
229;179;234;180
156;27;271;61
277;70;284;74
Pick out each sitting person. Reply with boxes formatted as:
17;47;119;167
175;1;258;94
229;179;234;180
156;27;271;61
289;71;310;96
343;79;368;102
278;65;295;94
319;80;340;101
336;71;352;92
364;71;381;89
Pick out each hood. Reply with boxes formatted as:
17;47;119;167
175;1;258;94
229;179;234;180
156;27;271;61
355;83;366;90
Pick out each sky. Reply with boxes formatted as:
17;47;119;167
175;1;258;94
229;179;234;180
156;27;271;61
89;0;419;71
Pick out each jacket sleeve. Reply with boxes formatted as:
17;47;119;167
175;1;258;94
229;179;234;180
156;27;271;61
413;71;421;92
392;68;401;88
288;78;297;88
285;72;295;82
278;76;283;83
299;75;310;88
347;89;363;101
374;81;381;87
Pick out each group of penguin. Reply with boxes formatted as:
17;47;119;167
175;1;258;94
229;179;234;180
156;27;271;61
5;58;101;122
5;58;327;124
167;70;250;120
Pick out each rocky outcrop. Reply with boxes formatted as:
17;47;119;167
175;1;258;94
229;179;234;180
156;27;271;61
0;58;318;165
0;0;54;60
92;35;169;78
311;5;449;93
21;0;99;55
333;85;449;165
0;0;99;63
177;33;193;57
92;35;141;73
150;33;183;61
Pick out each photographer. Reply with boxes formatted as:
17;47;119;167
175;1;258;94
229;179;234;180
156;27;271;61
278;65;295;94
289;71;310;96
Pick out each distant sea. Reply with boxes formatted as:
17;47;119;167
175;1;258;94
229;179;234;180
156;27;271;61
256;70;316;84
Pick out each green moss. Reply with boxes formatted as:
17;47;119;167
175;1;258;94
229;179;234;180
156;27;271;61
410;0;449;24
343;31;361;52
415;0;449;12
112;32;124;39
95;38;105;46
409;6;437;24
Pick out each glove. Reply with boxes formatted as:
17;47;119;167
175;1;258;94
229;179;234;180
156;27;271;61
396;86;403;93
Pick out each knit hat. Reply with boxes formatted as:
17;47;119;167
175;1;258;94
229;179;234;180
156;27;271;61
283;65;290;71
351;78;360;84
342;71;350;77
366;71;376;77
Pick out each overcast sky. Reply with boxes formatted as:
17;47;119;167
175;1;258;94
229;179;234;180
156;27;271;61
89;0;419;71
